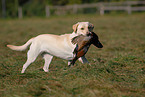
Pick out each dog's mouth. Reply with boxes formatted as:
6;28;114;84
86;32;92;36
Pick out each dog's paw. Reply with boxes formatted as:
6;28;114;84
21;71;25;74
68;64;75;68
43;68;49;72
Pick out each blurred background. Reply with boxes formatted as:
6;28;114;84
1;0;145;18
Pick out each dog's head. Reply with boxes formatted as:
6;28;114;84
72;22;94;35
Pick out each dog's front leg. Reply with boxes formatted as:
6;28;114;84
42;54;53;72
78;56;89;64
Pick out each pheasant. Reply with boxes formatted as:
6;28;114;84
69;32;103;67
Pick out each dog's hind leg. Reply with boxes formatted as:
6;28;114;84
21;46;40;73
42;54;53;72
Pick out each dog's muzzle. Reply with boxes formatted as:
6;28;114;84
86;32;92;36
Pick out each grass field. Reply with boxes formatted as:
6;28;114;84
0;13;145;97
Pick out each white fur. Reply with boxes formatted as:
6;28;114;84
7;22;93;73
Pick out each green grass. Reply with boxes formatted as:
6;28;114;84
0;13;145;97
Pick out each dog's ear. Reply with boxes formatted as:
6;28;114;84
89;23;94;29
72;23;79;32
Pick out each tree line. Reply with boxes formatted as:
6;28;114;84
0;0;140;18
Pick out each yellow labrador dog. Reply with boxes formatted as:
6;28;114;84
7;22;94;73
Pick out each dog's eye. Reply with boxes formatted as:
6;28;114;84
81;28;84;30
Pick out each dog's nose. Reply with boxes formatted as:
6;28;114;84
86;32;92;35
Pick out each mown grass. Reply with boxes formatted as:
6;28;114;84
0;13;145;97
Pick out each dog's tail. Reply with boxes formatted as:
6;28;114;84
7;38;34;51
